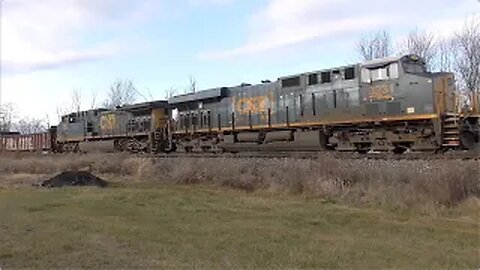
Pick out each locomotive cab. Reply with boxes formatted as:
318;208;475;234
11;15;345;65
56;109;108;152
57;109;106;142
359;54;458;119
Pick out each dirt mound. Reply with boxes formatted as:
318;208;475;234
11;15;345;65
41;171;108;188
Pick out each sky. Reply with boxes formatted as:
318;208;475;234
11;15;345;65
1;0;479;122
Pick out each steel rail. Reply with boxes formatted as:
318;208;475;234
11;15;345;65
152;151;480;161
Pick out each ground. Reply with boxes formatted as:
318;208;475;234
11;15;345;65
0;183;478;269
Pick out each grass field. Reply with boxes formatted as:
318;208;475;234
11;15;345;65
0;184;479;269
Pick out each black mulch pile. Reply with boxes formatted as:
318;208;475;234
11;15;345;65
41;171;109;188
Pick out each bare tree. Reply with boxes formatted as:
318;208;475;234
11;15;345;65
0;102;47;134
358;30;393;60
0;103;16;132
454;18;480;93
144;87;154;101
165;86;178;99
89;88;100;109
44;112;51;129
56;104;71;120
187;75;197;94
399;29;437;70
72;88;82;113
103;79;138;109
436;38;456;72
14;117;48;134
55;89;86;120
134;88;150;103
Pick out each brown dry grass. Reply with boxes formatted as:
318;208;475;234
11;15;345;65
0;153;478;211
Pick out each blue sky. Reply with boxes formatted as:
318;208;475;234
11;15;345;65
1;0;479;121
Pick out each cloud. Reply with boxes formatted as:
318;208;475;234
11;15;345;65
199;16;384;60
1;0;159;74
3;42;123;73
199;0;478;60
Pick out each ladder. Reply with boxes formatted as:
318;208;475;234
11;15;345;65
442;113;461;148
150;130;163;153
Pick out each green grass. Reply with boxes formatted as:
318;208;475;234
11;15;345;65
0;185;478;269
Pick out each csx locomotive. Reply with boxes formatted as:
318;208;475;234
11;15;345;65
6;54;477;154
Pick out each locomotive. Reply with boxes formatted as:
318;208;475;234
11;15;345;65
55;101;170;153
2;54;478;154
169;54;479;154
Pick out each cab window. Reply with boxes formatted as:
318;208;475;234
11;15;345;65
361;62;400;83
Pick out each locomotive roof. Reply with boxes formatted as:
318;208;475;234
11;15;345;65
168;87;228;105
361;55;403;68
279;63;359;80
62;108;109;118
361;55;424;69
118;100;168;110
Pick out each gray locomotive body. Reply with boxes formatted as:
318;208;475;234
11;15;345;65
169;55;472;153
56;101;170;153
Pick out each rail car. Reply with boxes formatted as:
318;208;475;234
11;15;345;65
0;130;55;152
2;54;478;155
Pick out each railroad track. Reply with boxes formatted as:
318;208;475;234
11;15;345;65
3;149;477;161
153;151;480;161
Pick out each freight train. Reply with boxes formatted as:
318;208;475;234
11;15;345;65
1;55;479;154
